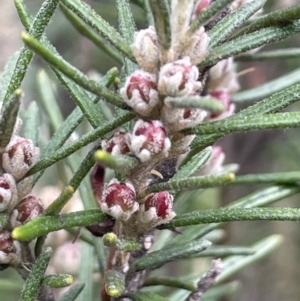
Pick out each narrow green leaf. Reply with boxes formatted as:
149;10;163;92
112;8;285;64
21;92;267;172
164;96;225;112
105;270;125;298
116;0;137;74
149;0;171;51
198;20;300;68
22;101;39;145
26;112;135;177
160;207;300;229
236;48;300;61
59;3;122;64
127;291;171;301
95;150;139;171
0;89;21;148
19;247;52;301
169;185;300;245
61;0;136;61
41;67;117;158
37;69;64;132
132;239;212;271
183;112;300;135
3;0;60;103
216;235;282;283
78;243;94;301
54;70;104;129
174;147;212;181
43;186;75;216
209;0;266;47
43;274;73;288
12;209;109;241
139;173;235;198
0;51;20;102
232;171;300;185
238;4;300;36
21;32;128;110
202;282;239;300
190;246;255;257
189;0;234;33
144;276;195;291
58;283;85;301
232;68;300;102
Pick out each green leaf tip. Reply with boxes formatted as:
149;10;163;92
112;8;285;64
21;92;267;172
43;274;74;288
105;270;125;298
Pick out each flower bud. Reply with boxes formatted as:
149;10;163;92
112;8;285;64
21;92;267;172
158;57;201;97
0;231;14;254
207;58;240;94
139;191;175;227
90;163;105;206
0;173;18;212
132;26;160;73
193;0;211;18
162;104;207;131
182;27;210;65
101;179;139;221
16;195;44;225
209;90;235;120
127;120;171;162
102;131;130;156
2;136;40;180
120;70;159;116
16;176;34;200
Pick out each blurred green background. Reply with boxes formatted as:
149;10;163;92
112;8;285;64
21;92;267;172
1;1;300;300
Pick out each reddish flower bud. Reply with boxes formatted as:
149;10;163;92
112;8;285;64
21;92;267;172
139;191;175;226
0;231;14;254
0;173;18;212
158;57;201;97
2;136;40;180
209;89;235;120
102;131;130;156
120;70;159;116
127;120;171;162
162;104;207;131
193;0;211;18
101;179;139;221
90;164;105;206
16;195;44;225
132;26;160;73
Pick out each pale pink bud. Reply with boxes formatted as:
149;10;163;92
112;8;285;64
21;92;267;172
127;120;171;162
16;176;34;200
132;26;160;73
209;90;235;120
101;179;139;221
162;104;207;131
102;131;130;156
193;0;211;17
182;27;210;65
158;57;201;97
120;70;159;116
0;231;14;254
2;136;40;180
139;191;175;226
196;146;225;176
0;173;18;212
207;58;240;93
16;195;44;225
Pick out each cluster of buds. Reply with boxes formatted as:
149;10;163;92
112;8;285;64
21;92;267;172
100;179;175;226
97;0;241;231
0;114;42;266
102;120;171;163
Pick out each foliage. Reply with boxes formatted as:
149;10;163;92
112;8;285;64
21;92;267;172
0;0;300;300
